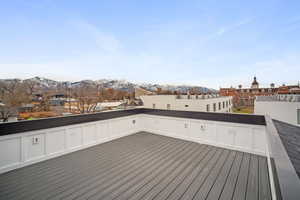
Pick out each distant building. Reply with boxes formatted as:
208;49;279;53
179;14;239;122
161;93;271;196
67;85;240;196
134;87;155;99
18;104;34;113
140;94;233;113
255;94;300;126
49;98;67;106
220;76;300;107
277;85;300;94
94;101;125;111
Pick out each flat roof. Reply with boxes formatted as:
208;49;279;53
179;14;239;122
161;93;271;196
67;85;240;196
273;120;300;178
0;108;266;136
0;132;272;200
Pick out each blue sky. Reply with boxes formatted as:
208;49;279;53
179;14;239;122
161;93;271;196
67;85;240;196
1;0;300;89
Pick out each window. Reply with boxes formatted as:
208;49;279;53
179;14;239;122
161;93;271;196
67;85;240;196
218;102;221;110
206;104;210;112
185;105;189;107
226;101;228;108
152;104;156;109
223;101;225;108
298;109;300;125
213;103;216;112
167;104;171;110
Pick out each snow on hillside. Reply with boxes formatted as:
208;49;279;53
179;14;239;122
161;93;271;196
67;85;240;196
1;77;216;93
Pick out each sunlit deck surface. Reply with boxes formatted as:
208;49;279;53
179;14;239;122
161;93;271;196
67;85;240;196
0;132;271;200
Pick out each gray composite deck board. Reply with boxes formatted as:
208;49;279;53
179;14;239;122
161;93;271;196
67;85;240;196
0;132;272;200
232;153;251;200
258;156;272;200
206;151;237;200
193;150;231;200
246;155;259;200
219;152;244;200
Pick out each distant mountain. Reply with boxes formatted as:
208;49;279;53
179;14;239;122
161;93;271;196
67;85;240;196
0;76;217;93
24;77;62;88
139;83;216;93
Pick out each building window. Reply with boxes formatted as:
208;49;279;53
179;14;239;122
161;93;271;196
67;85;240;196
152;104;156;109
226;101;228;108
206;104;210;112
167;104;171;110
213;103;216;112
185;105;189;107
298;109;300;125
223;102;225;108
218;102;221;110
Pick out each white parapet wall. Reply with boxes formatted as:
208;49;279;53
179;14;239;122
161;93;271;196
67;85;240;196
140;95;233;113
140;114;267;156
0;113;267;174
0;115;142;174
255;100;300;126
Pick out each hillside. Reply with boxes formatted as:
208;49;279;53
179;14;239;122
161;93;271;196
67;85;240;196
0;77;217;93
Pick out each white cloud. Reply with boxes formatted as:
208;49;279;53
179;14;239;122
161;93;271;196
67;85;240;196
71;20;122;53
209;17;256;39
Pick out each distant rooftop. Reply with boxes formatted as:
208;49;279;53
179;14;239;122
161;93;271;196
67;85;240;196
273;120;300;178
256;95;300;102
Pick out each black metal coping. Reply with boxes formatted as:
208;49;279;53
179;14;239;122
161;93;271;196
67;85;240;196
142;109;266;126
0;108;266;136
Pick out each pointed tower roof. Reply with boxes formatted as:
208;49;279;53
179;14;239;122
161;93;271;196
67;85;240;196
251;76;259;88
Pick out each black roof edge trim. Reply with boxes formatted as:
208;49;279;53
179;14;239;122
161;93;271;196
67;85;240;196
0;108;266;136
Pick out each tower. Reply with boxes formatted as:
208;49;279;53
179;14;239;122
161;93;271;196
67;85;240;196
251;76;259;89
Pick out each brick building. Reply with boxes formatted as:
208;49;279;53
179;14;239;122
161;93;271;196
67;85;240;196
220;77;300;107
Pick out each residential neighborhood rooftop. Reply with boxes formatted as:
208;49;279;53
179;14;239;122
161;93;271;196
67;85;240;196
256;95;300;102
0;108;299;200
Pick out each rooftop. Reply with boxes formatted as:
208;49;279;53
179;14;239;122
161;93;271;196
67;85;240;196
273;120;300;178
256;95;300;102
0;108;299;200
0;132;271;200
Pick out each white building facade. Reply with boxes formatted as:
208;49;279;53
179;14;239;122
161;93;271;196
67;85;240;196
255;95;300;126
140;95;233;113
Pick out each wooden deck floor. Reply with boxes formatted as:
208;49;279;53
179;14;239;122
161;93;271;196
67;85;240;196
0;132;272;200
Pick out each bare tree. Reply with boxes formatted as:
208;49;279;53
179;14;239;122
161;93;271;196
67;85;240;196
0;79;30;121
38;92;52;112
72;83;98;113
23;79;40;97
0;106;17;122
